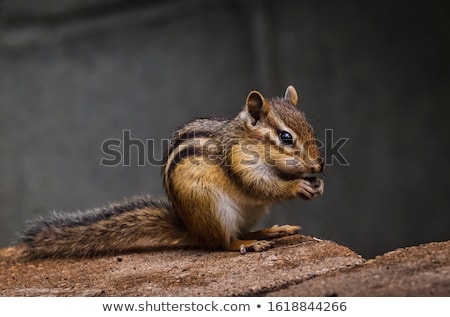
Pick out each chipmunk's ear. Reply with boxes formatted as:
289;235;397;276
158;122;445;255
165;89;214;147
284;85;298;107
245;90;267;125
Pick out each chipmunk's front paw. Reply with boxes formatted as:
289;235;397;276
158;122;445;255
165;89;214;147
298;177;324;200
261;224;301;239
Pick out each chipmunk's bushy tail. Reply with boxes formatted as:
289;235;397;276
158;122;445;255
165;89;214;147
19;196;191;260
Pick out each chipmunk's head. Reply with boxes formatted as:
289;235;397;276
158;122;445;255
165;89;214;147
239;86;324;180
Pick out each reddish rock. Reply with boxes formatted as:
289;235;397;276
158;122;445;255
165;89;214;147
1;236;448;296
269;241;450;296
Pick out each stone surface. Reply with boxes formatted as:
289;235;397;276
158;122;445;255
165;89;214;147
1;236;448;297
269;240;450;297
0;235;363;296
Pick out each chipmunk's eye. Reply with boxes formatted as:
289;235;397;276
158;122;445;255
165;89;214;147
279;131;294;145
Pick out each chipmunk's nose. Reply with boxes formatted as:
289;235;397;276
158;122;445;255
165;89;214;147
311;159;324;173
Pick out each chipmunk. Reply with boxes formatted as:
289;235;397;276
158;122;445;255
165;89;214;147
19;86;324;259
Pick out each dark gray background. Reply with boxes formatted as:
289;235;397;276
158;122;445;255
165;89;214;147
1;0;449;258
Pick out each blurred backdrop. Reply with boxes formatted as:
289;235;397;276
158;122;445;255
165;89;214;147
0;0;449;258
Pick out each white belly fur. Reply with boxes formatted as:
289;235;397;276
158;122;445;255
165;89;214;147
216;194;269;238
